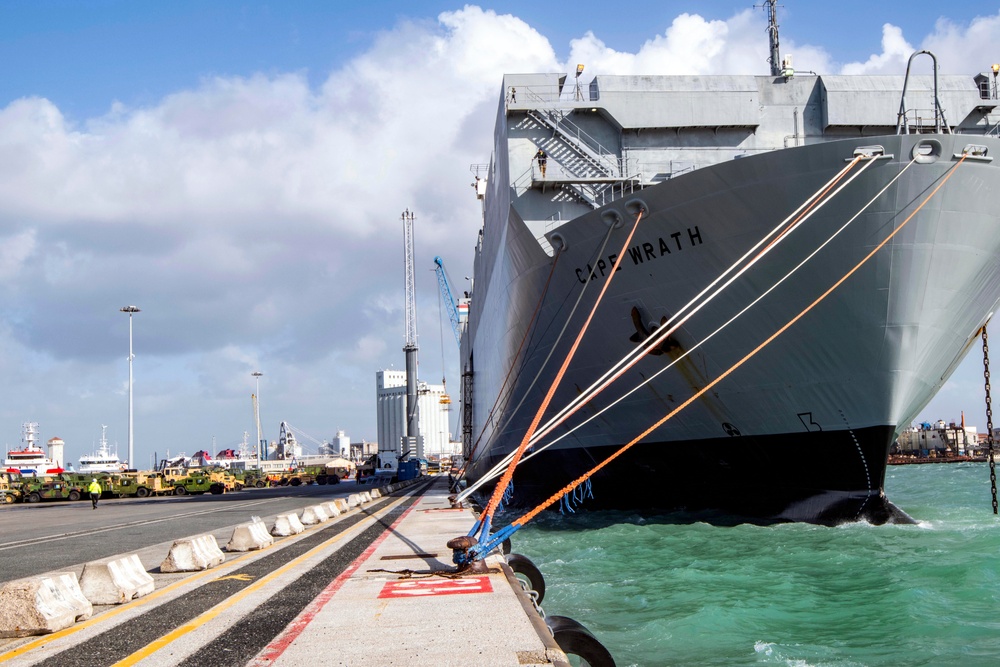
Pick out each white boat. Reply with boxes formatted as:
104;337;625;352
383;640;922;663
4;422;62;476
78;425;126;473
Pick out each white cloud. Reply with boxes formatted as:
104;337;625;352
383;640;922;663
0;230;37;281
840;24;914;75
836;12;1000;75
0;4;994;460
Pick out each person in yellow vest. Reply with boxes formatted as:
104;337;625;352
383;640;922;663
88;478;102;509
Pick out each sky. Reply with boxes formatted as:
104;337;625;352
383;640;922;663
2;1;1000;468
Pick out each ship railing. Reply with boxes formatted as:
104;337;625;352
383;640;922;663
897;107;950;134
509;84;591;109
896;50;950;134
986;120;1000;138
528;109;621;177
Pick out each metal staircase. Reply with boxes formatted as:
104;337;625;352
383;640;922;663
525;109;640;208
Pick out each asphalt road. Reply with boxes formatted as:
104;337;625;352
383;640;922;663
0;481;372;582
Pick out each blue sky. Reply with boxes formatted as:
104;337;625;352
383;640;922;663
1;1;998;467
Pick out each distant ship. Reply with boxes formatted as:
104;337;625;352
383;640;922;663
78;425;126;473
4;422;63;476
459;4;1000;524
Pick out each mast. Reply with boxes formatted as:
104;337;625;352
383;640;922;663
402;209;421;457
764;0;781;76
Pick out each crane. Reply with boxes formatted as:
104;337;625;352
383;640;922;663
433;256;463;348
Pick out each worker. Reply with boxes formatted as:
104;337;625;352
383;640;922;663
88;478;102;509
535;148;547;178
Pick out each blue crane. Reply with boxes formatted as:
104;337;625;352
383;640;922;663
433;256;462;347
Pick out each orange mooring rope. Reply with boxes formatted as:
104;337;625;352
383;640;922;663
479;208;647;521
527;155;871;446
511;154;968;528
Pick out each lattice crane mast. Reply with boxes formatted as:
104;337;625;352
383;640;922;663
433;256;462;348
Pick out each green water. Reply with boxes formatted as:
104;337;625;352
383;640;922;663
510;463;1000;666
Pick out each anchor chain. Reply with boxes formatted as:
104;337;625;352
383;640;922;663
982;327;998;515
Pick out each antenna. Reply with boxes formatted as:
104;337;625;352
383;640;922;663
759;0;781;77
402;209;417;348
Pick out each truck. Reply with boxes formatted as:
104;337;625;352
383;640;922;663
118;471;171;497
277;464;342;487
161;467;219;495
1;471;24;504
21;478;85;503
206;468;243;493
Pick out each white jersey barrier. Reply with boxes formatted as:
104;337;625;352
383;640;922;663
79;554;155;605
299;504;330;525
371;489;382;499
360;491;373;503
226;518;274;552
160;535;226;573
347;493;362;508
0;573;92;637
320;501;341;518
333;498;349;513
271;513;305;537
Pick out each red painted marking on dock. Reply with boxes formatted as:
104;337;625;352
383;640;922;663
417;508;467;512
249;501;421;665
378;576;492;598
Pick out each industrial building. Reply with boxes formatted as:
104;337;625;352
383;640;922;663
375;370;457;468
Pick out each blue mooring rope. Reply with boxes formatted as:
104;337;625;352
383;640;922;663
456;480;596;567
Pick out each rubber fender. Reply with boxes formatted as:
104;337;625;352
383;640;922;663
506;553;545;605
545;615;616;667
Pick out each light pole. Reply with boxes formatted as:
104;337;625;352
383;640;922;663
120;306;140;469
252;371;263;463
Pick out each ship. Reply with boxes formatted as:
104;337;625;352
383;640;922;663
77;425;126;473
4;422;63;476
457;4;1000;524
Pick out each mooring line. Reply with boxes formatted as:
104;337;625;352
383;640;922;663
442;153;972;555
458;153;874;504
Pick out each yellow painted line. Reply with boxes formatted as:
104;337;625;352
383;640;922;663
112;497;407;667
0;498;401;664
0;547;260;664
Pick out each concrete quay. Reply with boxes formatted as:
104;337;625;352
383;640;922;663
0;477;570;667
256;476;569;667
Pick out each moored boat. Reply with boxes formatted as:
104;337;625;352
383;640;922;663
78;425;126;473
458;5;1000;524
4;422;63;476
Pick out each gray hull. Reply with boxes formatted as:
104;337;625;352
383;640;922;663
462;132;1000;523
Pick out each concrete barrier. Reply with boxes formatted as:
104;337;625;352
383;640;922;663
79;554;155;605
299;504;329;525
320;501;341;518
226;519;274;552
371;489;382;499
160;534;226;573
334;498;349;513
271;513;305;537
347;493;362;507
0;573;92;637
